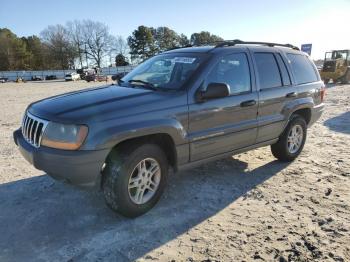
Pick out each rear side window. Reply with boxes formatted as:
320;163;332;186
254;53;282;90
287;54;318;84
275;54;291;86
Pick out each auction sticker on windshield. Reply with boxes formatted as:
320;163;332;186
173;57;196;64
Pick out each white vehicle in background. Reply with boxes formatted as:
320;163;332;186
65;72;80;81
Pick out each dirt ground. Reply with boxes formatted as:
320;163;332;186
0;80;349;262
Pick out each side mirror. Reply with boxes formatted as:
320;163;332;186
116;77;123;85
197;82;230;101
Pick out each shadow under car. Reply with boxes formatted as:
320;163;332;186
0;156;289;261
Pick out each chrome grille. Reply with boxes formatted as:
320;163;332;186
21;112;49;148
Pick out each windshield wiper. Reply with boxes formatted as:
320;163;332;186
128;79;159;91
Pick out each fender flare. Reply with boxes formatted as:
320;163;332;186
282;100;314;130
88;118;188;150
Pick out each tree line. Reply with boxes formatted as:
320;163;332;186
0;21;223;71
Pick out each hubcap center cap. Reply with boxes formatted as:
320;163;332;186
141;174;149;185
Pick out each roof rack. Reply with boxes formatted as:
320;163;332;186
166;44;193;51
215;39;300;50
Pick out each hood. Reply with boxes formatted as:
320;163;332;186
28;85;171;124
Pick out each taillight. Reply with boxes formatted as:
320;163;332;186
320;86;326;102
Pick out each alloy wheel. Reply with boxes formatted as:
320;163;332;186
128;158;161;205
287;124;303;154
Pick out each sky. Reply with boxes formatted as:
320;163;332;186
1;0;349;59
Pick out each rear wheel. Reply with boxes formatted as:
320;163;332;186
102;144;168;218
271;115;307;162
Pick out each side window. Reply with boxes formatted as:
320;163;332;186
206;53;251;95
275;54;291;86
287;53;318;84
254;53;282;90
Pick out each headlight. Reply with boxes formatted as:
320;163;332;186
41;122;88;150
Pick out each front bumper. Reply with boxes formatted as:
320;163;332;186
13;129;110;188
309;103;325;126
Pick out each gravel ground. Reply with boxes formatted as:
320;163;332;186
0;80;349;262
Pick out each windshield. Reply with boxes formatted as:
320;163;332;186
121;53;204;90
325;50;348;60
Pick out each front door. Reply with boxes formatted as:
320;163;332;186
188;52;258;161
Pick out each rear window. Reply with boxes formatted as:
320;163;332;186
287;54;318;84
254;53;282;90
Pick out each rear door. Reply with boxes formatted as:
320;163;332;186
252;51;297;143
188;51;258;161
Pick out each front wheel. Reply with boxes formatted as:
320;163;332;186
102;144;168;218
271;115;307;162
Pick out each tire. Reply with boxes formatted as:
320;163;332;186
102;144;168;218
340;70;350;84
271;115;307;162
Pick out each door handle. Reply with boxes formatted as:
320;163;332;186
240;100;256;107
286;92;298;98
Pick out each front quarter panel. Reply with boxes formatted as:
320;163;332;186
79;92;190;159
89;118;188;150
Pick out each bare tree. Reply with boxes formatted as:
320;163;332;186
81;20;114;68
41;24;76;69
114;36;129;56
66;20;85;68
107;36;129;66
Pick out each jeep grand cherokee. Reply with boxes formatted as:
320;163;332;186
14;40;325;217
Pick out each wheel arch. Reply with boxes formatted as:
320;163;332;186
104;132;178;172
281;103;313;134
292;107;311;125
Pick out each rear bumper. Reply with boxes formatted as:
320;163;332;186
309;103;325;126
13;129;109;188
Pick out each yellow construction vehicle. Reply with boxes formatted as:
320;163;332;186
320;50;350;84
